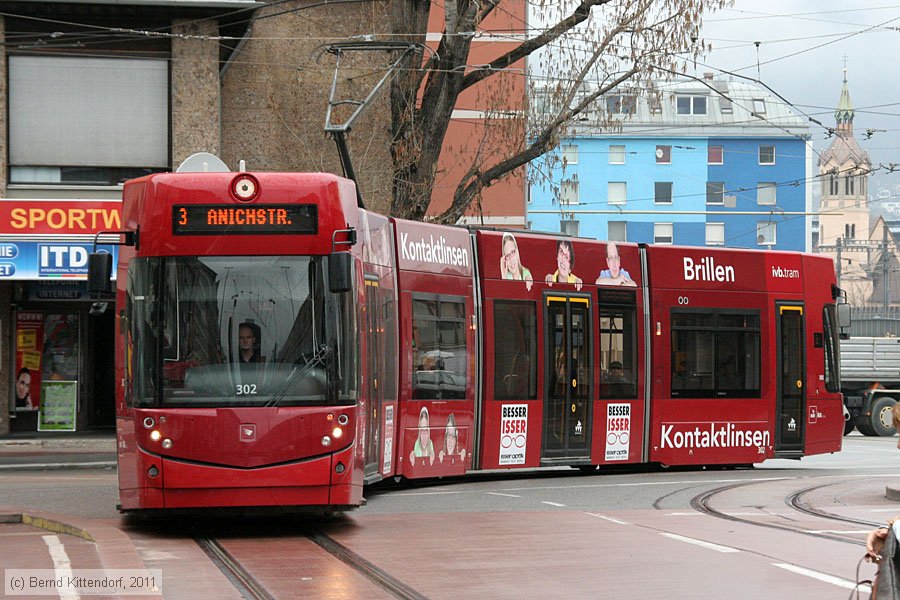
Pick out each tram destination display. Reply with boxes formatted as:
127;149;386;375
172;204;317;235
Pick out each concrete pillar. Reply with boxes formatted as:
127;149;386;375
171;19;221;168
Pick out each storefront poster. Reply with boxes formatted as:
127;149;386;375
37;380;77;432
43;314;80;381
14;311;44;411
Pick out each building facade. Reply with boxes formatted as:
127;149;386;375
2;0;521;434
527;77;813;251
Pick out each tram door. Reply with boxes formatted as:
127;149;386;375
775;303;805;455
363;277;382;478
543;295;591;459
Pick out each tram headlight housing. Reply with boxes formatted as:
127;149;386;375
161;438;173;450
337;414;349;426
321;435;332;447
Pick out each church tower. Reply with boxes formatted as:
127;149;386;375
817;65;872;302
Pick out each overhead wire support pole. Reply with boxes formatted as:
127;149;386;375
318;41;423;209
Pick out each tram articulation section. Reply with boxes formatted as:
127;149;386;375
89;171;844;513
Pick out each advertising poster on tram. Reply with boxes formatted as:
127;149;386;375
383;405;394;475
605;403;631;461
499;404;528;465
13;311;44;412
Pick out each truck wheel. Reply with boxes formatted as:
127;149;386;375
859;397;897;437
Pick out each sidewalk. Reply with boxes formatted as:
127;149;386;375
0;430;116;470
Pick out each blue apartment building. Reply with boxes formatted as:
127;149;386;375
528;78;812;251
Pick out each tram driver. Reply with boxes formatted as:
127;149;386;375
238;323;265;364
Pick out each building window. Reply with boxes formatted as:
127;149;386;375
829;173;839;195
759;145;775;165
757;182;777;205
844;175;855;196
562;144;578;165
655;182;673;204
560;180;579;205
757;222;776;245
561;220;579;237
609;145;625;164
649;92;662;114
606;94;636;115
656;145;671;164
706;223;725;246
608;221;627;241
9;56;169;182
706;182;725;205
676;95;708;115
845;223;856;239
608;182;626;205
654;223;673;244
708;145;723;164
752;99;766;115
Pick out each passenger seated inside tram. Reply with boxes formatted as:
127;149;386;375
605;361;627;384
237;323;265;364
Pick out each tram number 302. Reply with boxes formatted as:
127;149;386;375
236;384;258;396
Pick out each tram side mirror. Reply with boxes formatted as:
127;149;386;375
87;252;112;298
329;252;352;293
837;302;851;329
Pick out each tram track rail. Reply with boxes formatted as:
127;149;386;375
690;476;883;548
192;525;427;600
193;528;277;600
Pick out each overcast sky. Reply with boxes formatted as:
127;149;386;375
697;1;900;196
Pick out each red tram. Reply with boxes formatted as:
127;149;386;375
93;171;844;512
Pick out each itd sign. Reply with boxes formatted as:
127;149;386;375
39;245;89;276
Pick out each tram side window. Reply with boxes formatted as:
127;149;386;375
823;305;840;392
671;311;760;398
599;306;637;399
412;295;467;400
493;300;537;400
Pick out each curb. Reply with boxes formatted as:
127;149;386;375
0;460;116;472
887;485;900;501
0;507;146;571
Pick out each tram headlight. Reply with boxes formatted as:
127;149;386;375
143;417;155;429
332;427;343;439
337;414;349;426
321;435;332;447
149;430;162;442
161;438;173;450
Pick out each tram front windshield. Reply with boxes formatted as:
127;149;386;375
128;256;357;407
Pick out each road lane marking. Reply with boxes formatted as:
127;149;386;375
542;501;566;507
807;529;872;534
659;532;739;553
486;492;520;498
772;563;863;590
43;535;80;599
585;512;629;525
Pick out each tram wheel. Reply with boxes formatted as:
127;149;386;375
843;419;856;436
